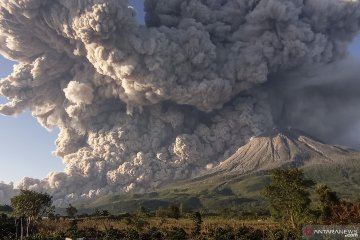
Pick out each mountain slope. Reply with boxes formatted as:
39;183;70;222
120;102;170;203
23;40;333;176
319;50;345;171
83;128;360;214
207;127;360;177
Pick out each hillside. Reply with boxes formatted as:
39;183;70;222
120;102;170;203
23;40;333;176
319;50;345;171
82;128;360;214
208;127;359;176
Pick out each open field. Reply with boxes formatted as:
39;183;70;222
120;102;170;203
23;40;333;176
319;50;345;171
1;213;302;240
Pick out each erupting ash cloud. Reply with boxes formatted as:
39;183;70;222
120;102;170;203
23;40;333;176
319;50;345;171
0;0;360;205
0;182;17;204
271;58;360;149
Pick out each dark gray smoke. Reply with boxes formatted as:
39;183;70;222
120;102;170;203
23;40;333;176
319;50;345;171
0;0;359;205
270;58;360;149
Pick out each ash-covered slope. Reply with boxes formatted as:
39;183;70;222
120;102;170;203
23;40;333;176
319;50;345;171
209;128;360;176
85;128;360;213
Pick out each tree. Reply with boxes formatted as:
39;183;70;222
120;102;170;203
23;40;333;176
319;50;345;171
94;208;101;216
101;210;110;217
0;213;16;239
66;204;77;218
11;190;53;238
328;200;360;224
66;204;78;218
154;205;181;219
137;205;149;218
316;184;339;222
264;168;314;229
191;211;202;236
169;204;181;219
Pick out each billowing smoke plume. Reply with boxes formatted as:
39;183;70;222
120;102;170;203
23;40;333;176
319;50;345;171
0;0;360;205
270;57;360;149
0;182;17;204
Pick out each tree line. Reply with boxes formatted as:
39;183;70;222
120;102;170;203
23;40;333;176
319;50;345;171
0;168;359;239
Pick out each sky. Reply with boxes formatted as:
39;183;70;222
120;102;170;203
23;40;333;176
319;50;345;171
0;1;359;184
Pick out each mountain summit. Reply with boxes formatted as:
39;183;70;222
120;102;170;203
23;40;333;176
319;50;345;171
208;127;360;176
88;128;360;212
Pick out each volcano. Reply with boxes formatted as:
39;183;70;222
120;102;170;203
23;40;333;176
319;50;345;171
86;128;360;213
207;127;360;177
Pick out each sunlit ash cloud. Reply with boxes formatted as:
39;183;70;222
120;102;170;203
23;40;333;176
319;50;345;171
0;0;360;206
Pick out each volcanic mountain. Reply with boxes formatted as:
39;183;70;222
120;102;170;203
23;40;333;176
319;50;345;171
207;127;360;177
86;128;360;213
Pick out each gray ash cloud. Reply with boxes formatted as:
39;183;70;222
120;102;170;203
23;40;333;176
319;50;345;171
0;0;359;205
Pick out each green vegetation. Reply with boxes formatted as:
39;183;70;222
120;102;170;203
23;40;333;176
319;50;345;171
191;211;202;236
316;184;340;222
0;213;287;240
265;169;314;229
84;162;360;217
155;204;181;219
66;204;78;218
11;190;54;238
1;167;360;239
0;213;16;239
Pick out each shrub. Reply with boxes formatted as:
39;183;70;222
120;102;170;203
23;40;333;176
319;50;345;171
209;227;235;240
0;214;16;239
236;227;263;240
165;227;188;240
191;211;202;236
102;227;126;240
155;205;181;219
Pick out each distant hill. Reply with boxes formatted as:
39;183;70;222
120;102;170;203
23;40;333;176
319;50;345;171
81;128;360;214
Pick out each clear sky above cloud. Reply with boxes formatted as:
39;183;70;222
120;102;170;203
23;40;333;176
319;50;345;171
0;0;359;184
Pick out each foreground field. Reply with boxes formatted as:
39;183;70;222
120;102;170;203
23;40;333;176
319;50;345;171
2;168;359;240
33;215;292;240
38;216;277;233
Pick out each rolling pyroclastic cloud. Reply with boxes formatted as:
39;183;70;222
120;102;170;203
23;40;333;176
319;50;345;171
0;0;360;206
